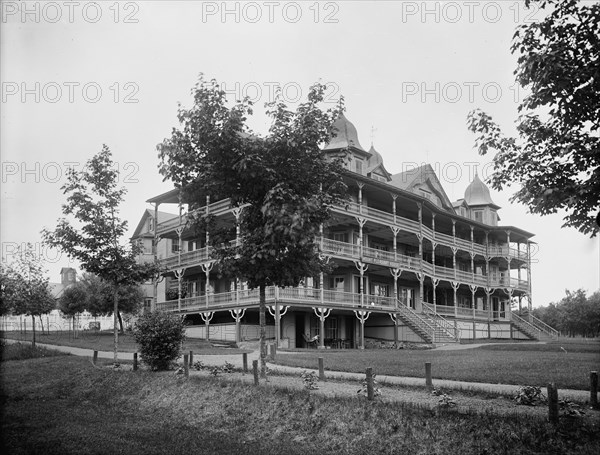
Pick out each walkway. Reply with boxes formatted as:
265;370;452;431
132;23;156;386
16;340;592;403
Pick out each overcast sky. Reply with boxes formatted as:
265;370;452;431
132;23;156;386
2;1;598;306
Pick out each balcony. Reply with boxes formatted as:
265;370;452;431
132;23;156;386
162;247;212;269
156;287;400;313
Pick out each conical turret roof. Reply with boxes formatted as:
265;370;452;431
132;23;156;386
323;114;367;153
464;174;500;208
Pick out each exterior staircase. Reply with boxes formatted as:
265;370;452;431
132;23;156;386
395;302;460;344
511;312;559;341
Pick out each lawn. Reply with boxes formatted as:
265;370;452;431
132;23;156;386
274;340;600;390
1;330;250;355
1;349;599;454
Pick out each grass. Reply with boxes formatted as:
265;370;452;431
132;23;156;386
1;352;599;454
0;341;68;362
274;340;600;390
1;330;250;355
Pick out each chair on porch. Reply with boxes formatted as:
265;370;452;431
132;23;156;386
303;333;318;348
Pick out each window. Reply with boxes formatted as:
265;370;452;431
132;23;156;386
354;158;364;175
333;232;348;243
371;283;389;297
474;210;483;222
330;276;345;291
325;318;338;339
401;288;414;308
148;218;154;232
171;240;180;253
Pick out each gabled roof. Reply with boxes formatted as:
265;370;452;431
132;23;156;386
131;209;178;239
390;164;455;212
323;114;369;154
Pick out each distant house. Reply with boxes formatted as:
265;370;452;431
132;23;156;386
49;267;77;301
132;114;558;346
131;209;178;313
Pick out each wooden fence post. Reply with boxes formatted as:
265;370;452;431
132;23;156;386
183;354;189;378
243;353;248;373
272;342;277;360
366;367;374;401
591;371;598;408
133;353;138;371
547;383;559;424
252;360;259;386
318;357;325;381
425;362;432;389
93;350;98;366
189;350;193;367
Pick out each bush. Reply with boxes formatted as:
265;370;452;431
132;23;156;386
132;311;186;371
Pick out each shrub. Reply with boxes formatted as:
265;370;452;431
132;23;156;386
300;370;319;390
132;311;186;371
514;386;546;406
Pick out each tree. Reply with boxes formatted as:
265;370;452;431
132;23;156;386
42;146;159;363
157;76;347;377
2;244;55;347
534;288;600;337
80;273;145;333
467;0;600;236
58;281;87;336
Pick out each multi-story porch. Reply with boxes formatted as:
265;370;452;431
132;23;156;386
133;114;557;347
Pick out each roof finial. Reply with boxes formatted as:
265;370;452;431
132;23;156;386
370;125;377;147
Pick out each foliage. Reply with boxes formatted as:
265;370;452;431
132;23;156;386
432;389;457;408
559;400;586;418
42;145;159;362
58;282;87;317
132;311;186;371
467;0;600;236
193;360;206;370
532;288;600;337
78;273;145;332
514;385;546;406
157;75;347;377
1;244;56;346
300;370;320;390
208;362;235;376
357;373;381;398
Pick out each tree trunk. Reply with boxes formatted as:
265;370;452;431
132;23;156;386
39;315;45;335
31;315;36;348
259;284;266;379
117;311;124;334
113;286;119;365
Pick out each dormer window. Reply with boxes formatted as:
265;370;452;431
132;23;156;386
354;157;364;175
473;210;483;222
148;218;154;232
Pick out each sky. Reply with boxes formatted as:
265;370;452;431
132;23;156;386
1;0;598;306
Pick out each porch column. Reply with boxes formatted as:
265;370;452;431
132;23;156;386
391;193;398;224
356;217;367;259
432;278;439;314
390;268;402;309
152;202;160;311
357;182;364;215
354;261;369;307
431;213;436;277
200;311;214;341
229;308;246;343
268;305;289;348
354;310;370;349
390;226;400;261
527;240;533;314
313;307;331;349
451;281;459;319
470;285;477;339
201;261;214;309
